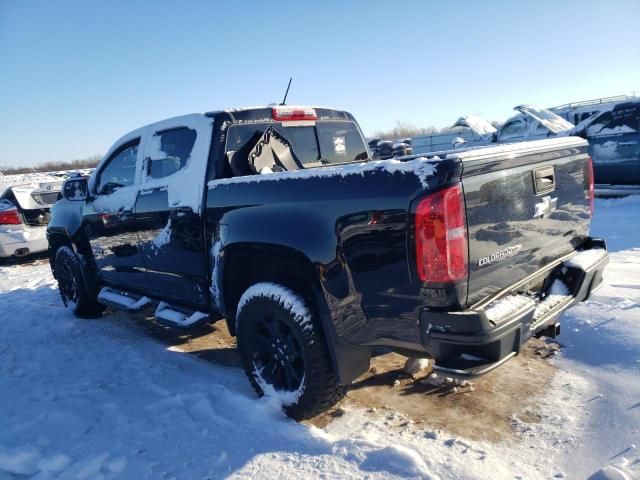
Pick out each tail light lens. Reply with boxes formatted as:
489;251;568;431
0;207;21;225
415;184;468;283
586;157;595;217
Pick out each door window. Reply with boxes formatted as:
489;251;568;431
533;121;550;136
147;127;197;179
498;120;527;141
588;105;640;136
96;142;139;195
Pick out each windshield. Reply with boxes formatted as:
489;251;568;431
225;120;368;173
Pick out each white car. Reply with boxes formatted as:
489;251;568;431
0;174;63;259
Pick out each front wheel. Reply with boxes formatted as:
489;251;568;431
54;246;104;318
236;283;347;420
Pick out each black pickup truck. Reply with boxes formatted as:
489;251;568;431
48;105;608;419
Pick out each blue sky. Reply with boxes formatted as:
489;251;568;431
1;0;638;167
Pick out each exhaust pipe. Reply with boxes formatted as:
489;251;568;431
535;322;561;339
14;248;30;257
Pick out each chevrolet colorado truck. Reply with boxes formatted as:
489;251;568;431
47;105;608;419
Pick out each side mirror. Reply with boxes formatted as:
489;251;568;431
62;177;88;201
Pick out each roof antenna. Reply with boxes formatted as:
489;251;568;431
280;77;292;105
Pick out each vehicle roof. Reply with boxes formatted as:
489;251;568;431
205;105;355;123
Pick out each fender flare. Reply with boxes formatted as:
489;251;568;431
218;242;371;384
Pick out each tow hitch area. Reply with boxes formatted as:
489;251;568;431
420;238;609;376
535;322;561;339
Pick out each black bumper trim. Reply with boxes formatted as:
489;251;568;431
420;237;609;374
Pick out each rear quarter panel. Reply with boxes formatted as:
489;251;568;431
206;159;458;349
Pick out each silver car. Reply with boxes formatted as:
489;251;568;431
0;176;63;258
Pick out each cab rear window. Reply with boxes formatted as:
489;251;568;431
225;120;367;175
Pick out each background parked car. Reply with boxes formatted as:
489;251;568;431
571;100;640;185
550;94;637;126
392;140;412;157
375;140;394;159
0;174;63;259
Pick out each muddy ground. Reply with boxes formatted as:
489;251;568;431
13;256;559;443
118;310;559;443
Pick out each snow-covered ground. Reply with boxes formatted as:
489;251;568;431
0;197;639;479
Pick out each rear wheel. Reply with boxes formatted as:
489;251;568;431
54;246;103;318
236;283;347;420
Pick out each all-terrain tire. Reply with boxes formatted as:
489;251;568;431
236;283;348;420
54;246;104;318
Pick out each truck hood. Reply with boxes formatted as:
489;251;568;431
514;105;575;135
451;116;497;136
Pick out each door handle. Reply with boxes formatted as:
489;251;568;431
533;166;555;195
170;206;194;219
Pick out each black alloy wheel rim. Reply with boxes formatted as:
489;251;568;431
251;313;305;391
58;261;79;307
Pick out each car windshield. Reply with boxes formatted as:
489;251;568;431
225;120;368;174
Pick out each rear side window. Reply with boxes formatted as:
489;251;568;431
277;126;320;165
147;127;197;179
316;122;368;164
97;142;139;195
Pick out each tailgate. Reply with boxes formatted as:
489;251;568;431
458;137;592;307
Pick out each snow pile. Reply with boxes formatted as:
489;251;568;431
533;279;572;322
151;220;172;250
237;282;314;335
403;357;431;375
565;248;607;269
209;156;438;189
0;196;639;479
483;294;535;323
209;239;222;312
597;125;637;135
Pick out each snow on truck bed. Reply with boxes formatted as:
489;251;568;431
1;196;640;479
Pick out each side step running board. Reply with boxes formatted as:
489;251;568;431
154;302;209;329
98;288;151;311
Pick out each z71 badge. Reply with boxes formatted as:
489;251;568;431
478;244;522;267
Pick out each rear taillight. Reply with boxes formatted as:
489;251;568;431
415;184;468;283
0;208;21;225
272;106;317;122
586;157;595;217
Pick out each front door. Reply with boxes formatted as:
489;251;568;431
84;136;150;290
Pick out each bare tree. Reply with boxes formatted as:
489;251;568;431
371;119;501;140
0;155;101;175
